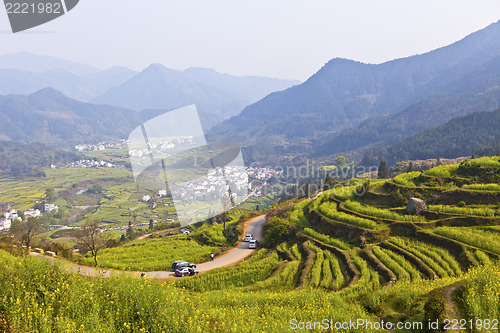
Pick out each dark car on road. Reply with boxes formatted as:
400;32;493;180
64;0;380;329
172;260;196;270
174;267;199;277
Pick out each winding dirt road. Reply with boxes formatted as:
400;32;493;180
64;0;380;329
32;215;266;279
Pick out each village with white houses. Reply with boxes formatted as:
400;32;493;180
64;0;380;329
0;202;59;232
74;139;128;152
66;160;116;168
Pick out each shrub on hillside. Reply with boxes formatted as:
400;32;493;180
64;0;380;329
262;217;296;248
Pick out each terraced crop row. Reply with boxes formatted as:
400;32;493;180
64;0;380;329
330;185;359;202
424;164;460;177
339;254;380;298
462;183;500;192
371;246;421;282
302;228;350;250
289;243;302;261
389;237;462;278
434;227;500;255
175;250;280;292
246;260;300;291
428;205;496;217
462;156;500;168
318;201;381;230
289;199;312;227
306;243;345;290
393;172;420;187
344;200;426;222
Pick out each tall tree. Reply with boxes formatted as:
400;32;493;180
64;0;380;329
10;216;42;249
407;162;414;173
127;221;134;240
75;220;108;267
44;187;55;202
334;155;347;169
378;160;389;179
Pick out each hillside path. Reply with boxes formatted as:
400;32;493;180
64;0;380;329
32;215;266;279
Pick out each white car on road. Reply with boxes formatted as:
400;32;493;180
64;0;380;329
244;234;253;242
248;240;257;249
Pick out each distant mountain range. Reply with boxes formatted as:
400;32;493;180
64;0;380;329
0;52;99;75
4;19;500;166
93;64;299;119
210;20;500;165
0;88;165;148
0;66;137;102
0;52;299;123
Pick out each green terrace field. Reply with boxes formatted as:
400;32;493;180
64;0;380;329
0;159;179;230
2;155;500;332
0;167;132;211
82;236;219;271
78;211;247;271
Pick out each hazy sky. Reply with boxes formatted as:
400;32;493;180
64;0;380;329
1;0;500;80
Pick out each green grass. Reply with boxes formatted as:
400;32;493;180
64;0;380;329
0;250;379;333
82;236;219;271
460;265;500;322
246;260;301;291
237;193;279;210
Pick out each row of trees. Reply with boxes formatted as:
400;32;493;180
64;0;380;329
10;218;107;266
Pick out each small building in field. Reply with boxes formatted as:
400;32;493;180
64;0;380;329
44;204;59;213
24;209;41;218
0;218;11;231
0;203;11;213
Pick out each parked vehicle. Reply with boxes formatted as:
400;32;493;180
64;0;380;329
171;260;196;270
248;239;257;249
244;234;253;242
174;267;199;277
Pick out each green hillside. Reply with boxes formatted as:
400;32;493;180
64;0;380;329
2;156;500;332
211;20;500;165
0;141;81;178
0;88;168;148
362;108;500;165
317;90;500;158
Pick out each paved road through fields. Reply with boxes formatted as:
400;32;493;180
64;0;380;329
32;214;266;279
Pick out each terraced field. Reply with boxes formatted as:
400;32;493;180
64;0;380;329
229;155;500;326
2;156;500;331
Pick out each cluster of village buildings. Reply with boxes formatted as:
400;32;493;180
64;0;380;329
0;202;58;231
74;139;128;152
66;160;116;168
